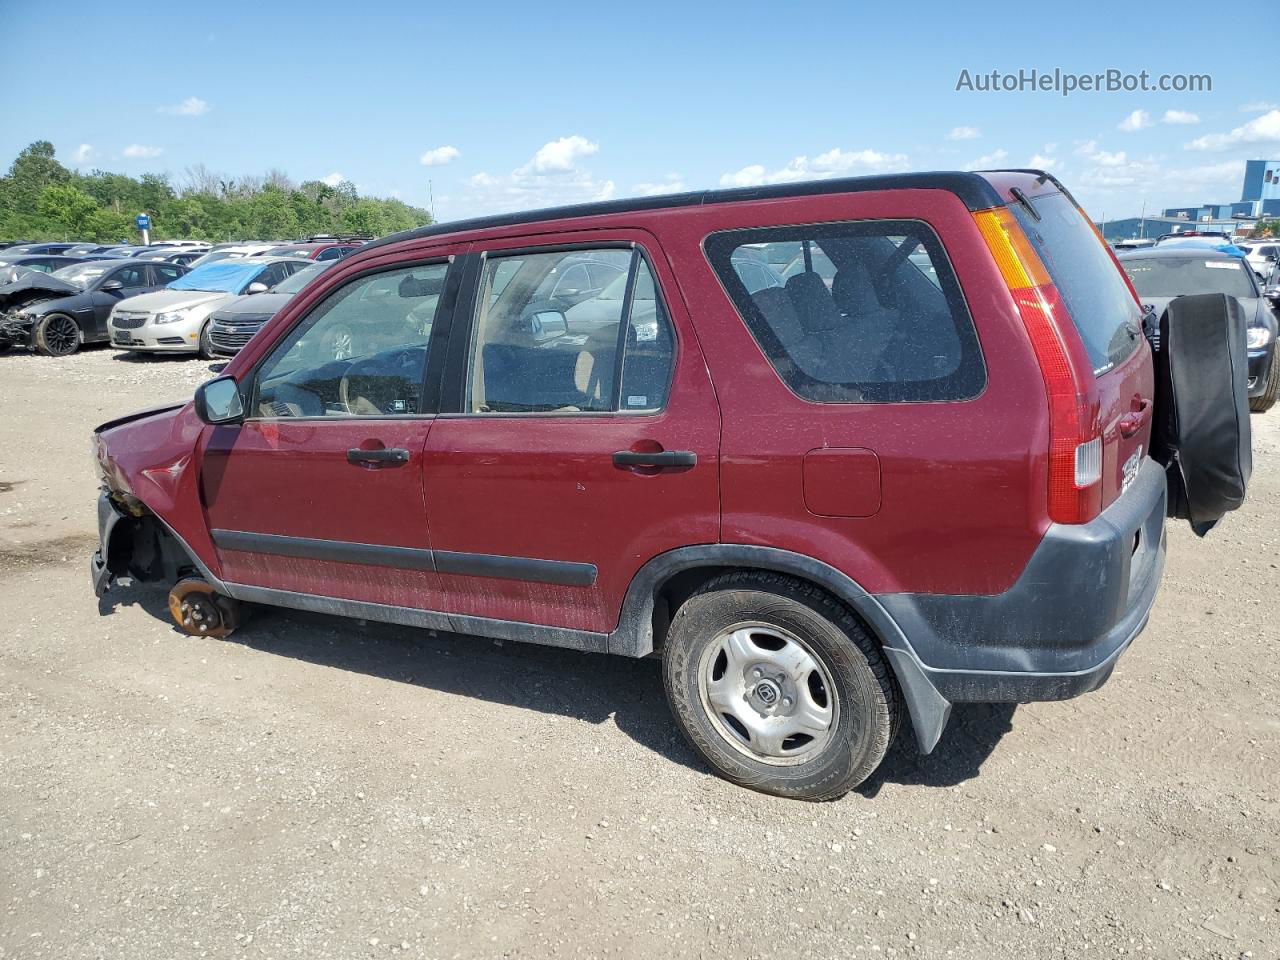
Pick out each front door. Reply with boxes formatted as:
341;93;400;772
422;235;720;635
200;255;457;609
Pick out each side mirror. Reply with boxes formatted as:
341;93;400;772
528;309;568;340
245;282;269;295
193;376;245;425
99;280;123;292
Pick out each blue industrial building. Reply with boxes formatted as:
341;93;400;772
1162;159;1280;222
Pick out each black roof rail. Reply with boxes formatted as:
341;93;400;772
359;171;1010;254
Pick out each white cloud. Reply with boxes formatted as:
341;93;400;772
632;174;688;196
1162;109;1200;125
1074;138;1099;156
719;148;910;187
1185;109;1280;151
1027;153;1057;169
122;144;164;159
1240;101;1278;113
419;145;460;166
455;135;613;216
962;148;1008;171
1117;109;1153;132
71;144;95;167
159;96;210;116
524;135;599;174
947;126;981;141
321;172;345;187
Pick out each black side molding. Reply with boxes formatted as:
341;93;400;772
433;550;596;587
211;530;596;587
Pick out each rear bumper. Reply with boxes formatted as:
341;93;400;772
876;457;1167;749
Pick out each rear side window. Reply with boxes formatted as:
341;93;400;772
1010;192;1143;376
706;220;984;403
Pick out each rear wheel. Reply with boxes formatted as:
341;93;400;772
663;571;899;801
167;578;241;639
1250;353;1279;413
33;313;80;357
0;340;12;354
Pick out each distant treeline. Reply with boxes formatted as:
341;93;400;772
0;141;434;243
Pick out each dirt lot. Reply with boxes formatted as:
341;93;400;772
1;346;1277;960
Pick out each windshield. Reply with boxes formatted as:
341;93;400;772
1011;192;1143;376
168;261;265;293
271;261;332;294
51;262;110;288
1122;257;1258;299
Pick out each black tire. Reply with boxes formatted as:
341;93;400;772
197;321;215;361
0;340;12;354
33;313;80;357
1250;353;1279;413
663;571;899;801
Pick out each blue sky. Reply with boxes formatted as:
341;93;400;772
4;0;1277;224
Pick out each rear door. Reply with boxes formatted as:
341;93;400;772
200;252;461;609
421;233;720;635
1009;191;1153;506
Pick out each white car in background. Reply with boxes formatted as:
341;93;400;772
1241;240;1279;283
186;243;286;270
108;257;311;359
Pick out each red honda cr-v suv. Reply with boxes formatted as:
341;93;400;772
90;170;1193;799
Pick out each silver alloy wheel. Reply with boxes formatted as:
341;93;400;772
697;622;838;765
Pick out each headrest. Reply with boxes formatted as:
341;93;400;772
751;287;804;347
785;272;842;334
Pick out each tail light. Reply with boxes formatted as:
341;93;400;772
973;207;1102;524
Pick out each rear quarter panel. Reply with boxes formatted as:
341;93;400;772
637;189;1051;595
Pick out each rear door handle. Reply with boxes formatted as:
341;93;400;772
347;448;410;466
612;450;697;468
1119;400;1152;438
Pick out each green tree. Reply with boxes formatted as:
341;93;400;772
37;183;99;238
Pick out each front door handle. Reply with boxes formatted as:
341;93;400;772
612;450;697;468
347;447;410;466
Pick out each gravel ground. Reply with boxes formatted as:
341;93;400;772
1;346;1277;960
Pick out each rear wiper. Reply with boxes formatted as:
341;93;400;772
1009;187;1041;222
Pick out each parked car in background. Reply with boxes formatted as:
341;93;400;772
96;245;152;259
0;242;79;256
186;243;284;270
1239;240;1279;283
62;243;116;257
206;260;334;357
134;247;210;264
1112;238;1156;251
89;169;1255;800
0;259;187;356
258;241;363;261
108;257;312;358
1153;235;1249;259
1119;248;1278;411
0;254;92;279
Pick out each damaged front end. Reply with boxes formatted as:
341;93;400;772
0;274;77;347
90;489;198;596
90;402;220;598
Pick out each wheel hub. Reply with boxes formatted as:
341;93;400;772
697;623;838;765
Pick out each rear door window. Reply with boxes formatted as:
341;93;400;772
706;220;984;403
465;248;674;414
1009;192;1143;376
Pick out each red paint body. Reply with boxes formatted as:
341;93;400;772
96;174;1154;635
